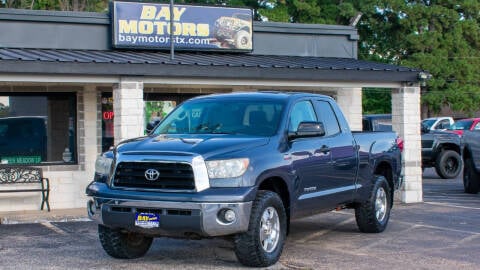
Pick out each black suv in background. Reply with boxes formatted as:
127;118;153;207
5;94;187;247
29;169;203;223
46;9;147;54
363;114;462;179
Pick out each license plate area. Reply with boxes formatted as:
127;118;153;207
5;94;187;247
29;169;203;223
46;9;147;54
135;212;160;228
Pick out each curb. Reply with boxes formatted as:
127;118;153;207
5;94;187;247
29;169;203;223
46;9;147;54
0;208;89;225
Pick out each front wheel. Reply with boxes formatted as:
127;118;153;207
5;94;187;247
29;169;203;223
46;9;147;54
463;158;480;194
234;30;251;50
234;190;287;267
355;175;392;233
435;150;462;179
98;225;153;259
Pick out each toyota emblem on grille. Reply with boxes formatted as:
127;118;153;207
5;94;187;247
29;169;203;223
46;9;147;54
145;169;160;181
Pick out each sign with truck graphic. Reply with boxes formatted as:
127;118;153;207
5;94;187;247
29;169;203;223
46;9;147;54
112;1;253;52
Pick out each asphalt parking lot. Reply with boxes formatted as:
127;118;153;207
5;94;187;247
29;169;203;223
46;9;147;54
0;168;479;270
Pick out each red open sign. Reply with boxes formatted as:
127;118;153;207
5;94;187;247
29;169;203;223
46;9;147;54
103;111;114;120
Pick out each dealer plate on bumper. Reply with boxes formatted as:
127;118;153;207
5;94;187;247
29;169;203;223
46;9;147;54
135;212;160;229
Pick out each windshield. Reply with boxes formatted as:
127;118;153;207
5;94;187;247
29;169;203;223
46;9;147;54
152;98;285;136
449;120;473;130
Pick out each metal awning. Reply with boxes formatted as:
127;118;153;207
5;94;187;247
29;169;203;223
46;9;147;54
0;48;423;84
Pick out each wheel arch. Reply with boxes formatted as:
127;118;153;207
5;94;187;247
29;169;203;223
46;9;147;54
239;26;251;33
436;143;461;156
257;177;291;233
373;161;394;205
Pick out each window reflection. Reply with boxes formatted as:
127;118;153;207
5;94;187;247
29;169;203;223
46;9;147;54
0;94;76;165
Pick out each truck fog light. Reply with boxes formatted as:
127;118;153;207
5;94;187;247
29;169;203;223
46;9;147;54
224;209;236;223
217;208;236;224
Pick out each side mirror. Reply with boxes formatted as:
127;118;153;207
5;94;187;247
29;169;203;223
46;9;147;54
289;121;326;139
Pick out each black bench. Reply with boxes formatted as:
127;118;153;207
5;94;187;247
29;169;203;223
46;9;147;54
0;166;50;211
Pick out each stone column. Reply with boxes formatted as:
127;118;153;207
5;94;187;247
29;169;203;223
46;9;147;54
392;84;422;203
113;79;145;145
335;87;362;131
83;85;98;175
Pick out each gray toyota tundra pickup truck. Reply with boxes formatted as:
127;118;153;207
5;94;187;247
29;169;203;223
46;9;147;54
86;92;403;267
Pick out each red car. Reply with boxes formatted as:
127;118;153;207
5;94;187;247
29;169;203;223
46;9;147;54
447;118;480;135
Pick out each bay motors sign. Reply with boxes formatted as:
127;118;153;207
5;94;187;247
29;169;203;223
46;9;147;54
112;1;253;52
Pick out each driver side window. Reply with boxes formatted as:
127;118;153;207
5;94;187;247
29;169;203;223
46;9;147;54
288;101;317;132
435;119;451;130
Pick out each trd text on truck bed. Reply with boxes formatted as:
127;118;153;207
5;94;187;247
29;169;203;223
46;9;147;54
86;92;403;267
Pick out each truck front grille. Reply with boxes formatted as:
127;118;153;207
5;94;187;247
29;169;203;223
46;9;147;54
112;162;195;190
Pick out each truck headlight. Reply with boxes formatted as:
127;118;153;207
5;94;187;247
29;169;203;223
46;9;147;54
95;155;113;176
205;158;249;179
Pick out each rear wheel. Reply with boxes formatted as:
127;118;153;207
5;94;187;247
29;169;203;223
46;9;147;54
463;158;480;194
435;150;462;179
355;175;392;233
98;225;153;259
234;190;286;267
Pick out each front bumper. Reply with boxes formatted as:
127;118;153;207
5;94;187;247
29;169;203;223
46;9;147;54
86;183;255;237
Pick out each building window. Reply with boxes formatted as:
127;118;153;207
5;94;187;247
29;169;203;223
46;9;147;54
0;93;76;165
101;93;114;152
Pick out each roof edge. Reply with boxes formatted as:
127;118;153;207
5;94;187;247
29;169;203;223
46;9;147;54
0;8;109;24
0;8;358;39
253;21;359;40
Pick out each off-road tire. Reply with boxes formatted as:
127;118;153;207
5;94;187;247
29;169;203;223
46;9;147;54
234;190;287;267
463;158;480;194
234;30;251;50
98;225;153;259
355;175;392;233
435;150;462;179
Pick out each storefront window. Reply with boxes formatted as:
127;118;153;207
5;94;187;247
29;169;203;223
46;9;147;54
0;93;76;165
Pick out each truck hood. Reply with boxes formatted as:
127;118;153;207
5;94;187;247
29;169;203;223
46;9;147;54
115;134;270;160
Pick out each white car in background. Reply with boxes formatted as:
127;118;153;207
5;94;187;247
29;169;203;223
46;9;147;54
422;117;454;131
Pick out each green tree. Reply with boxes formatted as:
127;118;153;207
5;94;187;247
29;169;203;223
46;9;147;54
399;1;480;116
362;88;391;114
1;0;109;11
3;0;479;116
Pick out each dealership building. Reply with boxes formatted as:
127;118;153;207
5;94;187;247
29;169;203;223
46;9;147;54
0;3;424;212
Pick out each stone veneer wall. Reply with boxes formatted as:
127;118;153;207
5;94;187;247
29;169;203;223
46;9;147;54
392;85;423;203
335;87;363;131
113;80;145;145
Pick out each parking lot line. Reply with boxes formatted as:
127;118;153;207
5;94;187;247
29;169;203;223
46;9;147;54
295;217;355;243
424;201;480;210
394;220;480;235
40;221;68;235
455;234;480;246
